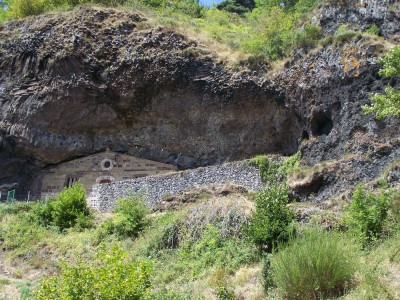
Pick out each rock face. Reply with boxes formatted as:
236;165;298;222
315;0;399;39
0;2;399;199
0;7;301;192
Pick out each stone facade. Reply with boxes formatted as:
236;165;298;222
90;161;264;212
39;150;177;198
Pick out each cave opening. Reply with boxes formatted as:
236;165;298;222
311;112;333;136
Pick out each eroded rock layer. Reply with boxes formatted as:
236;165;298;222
0;7;301;191
0;1;399;198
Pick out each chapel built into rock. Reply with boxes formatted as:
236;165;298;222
38;149;177;198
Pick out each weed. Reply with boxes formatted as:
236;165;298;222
365;24;380;36
270;228;360;299
103;194;149;237
346;185;390;241
33;244;152;300
245;183;293;252
334;24;357;43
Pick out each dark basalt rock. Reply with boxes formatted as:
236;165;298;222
0;3;399;200
0;7;301;192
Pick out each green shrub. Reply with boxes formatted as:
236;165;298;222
363;45;400;119
346;185;389;241
8;0;46;19
245;183;293;252
33;244;152;300
249;155;279;182
365;24;380;36
0;211;48;253
278;150;301;178
334;24;357;43
33;182;93;231
104;195;149;237
270;228;359;299
261;254;274;292
388;191;400;226
320;35;334;47
0;202;35;220
179;224;254;276
249;151;301;182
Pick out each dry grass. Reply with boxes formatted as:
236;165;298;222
231;265;264;300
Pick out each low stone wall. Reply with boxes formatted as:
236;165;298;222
90;161;264;212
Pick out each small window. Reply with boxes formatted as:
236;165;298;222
99;179;112;184
101;159;113;170
66;177;78;188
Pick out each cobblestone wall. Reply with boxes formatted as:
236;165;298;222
90;161;263;212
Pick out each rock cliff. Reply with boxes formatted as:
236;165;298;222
0;1;399;199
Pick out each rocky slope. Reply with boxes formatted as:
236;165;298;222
0;0;399;199
0;7;301;193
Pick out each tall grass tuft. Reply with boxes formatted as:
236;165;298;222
270;228;359;299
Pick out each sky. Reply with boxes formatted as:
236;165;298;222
198;0;223;7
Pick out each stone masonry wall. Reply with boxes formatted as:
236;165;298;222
40;150;177;198
90;161;263;212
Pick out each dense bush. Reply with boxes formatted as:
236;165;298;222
6;0;128;19
270;228;359;299
33;244;152;300
249;155;279;182
346;185;389;241
178;224;254;276
250;150;301;182
217;0;255;15
103;195;149;237
245;183;293;252
363;45;400;119
34;182;93;231
7;0;46;19
388;191;400;227
334;24;357;43
365;24;380;36
0;209;48;253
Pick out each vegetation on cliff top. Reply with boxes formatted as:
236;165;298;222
363;45;400;119
0;0;324;61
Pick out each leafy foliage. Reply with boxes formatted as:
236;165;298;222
270;228;359;299
178;225;253;276
334;24;357;43
250;150;301;182
346;185;389;241
249;155;279;182
7;0;46;19
245;183;293;252
103;195;149;237
217;0;255;15
365;24;380;36
34;182;93;231
3;0;322;61
363;46;400;119
33;244;152;300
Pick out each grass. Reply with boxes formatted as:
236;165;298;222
0;179;399;299
344;233;400;299
1;0;324;63
270;228;360;299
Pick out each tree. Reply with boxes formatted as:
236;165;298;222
363;46;400;119
217;0;255;15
